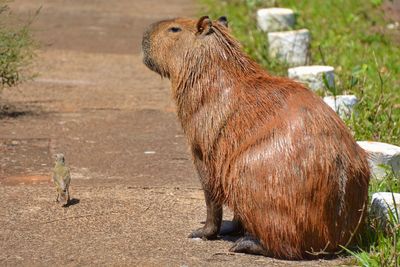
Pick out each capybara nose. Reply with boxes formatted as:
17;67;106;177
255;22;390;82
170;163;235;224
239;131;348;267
141;20;169;76
142;27;152;57
142;21;162;56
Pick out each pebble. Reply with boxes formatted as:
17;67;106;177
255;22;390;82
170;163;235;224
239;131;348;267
268;29;310;66
323;95;358;120
288;65;334;92
357;141;400;179
257;8;295;32
370;192;400;228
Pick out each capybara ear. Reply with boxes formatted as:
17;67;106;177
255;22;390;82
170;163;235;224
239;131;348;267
196;16;213;35
217;16;228;28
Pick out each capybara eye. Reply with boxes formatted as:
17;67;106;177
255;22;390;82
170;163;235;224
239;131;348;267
168;27;182;33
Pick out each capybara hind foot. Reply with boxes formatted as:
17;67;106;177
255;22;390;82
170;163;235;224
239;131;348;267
229;235;267;256
219;219;244;236
188;226;219;240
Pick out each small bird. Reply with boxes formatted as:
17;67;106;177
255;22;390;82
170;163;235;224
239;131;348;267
52;153;71;206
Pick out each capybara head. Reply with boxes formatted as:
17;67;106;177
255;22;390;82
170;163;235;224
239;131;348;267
142;16;232;79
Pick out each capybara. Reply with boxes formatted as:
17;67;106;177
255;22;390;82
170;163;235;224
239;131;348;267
141;16;370;260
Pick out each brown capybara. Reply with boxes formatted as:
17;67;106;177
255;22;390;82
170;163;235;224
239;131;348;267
141;16;370;260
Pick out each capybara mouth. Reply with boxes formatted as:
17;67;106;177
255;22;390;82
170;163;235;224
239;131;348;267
142;53;159;75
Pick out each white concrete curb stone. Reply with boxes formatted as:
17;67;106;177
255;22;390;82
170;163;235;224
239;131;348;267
268;29;310;66
357;141;400;179
323;95;357;119
370;192;400;227
257;8;296;32
288;65;334;91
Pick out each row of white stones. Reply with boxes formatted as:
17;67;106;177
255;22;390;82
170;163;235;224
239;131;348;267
257;7;400;226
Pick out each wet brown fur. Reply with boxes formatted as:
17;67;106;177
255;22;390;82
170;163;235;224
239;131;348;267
142;16;370;260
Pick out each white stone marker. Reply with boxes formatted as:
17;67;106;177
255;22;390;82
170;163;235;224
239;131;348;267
370;192;400;228
323;95;358;119
257;8;296;32
357;141;400;179
268;29;310;66
288;65;335;91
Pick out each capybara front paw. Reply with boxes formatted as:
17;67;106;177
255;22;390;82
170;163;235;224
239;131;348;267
188;226;218;240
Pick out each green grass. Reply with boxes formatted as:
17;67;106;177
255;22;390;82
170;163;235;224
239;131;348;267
0;0;36;92
200;0;400;265
200;0;400;146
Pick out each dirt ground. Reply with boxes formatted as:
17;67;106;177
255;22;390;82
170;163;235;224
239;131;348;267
382;0;400;43
0;1;352;266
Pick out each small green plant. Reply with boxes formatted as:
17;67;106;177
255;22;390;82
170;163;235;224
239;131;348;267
369;166;400;194
0;0;36;92
370;0;383;7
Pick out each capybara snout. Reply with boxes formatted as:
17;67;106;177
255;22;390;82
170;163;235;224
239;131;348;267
142;18;192;78
141;21;164;76
142;16;230;79
142;16;370;260
141;24;154;70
